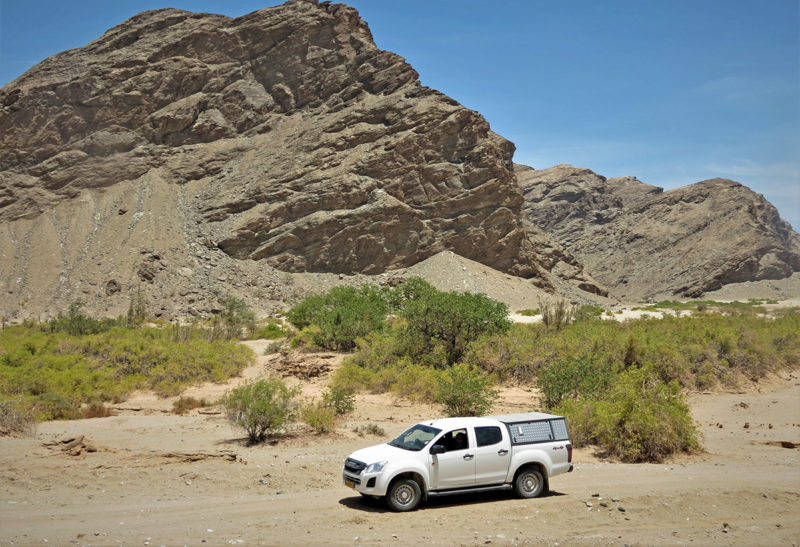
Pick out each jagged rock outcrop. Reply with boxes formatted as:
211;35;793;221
2;0;610;318
517;163;800;299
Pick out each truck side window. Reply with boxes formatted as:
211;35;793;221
441;429;469;451
475;426;502;447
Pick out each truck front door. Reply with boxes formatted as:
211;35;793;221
430;428;476;489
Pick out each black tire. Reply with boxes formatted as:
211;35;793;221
513;467;545;499
386;478;422;512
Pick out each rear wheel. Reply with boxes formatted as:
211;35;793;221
514;467;545;498
386;478;422;512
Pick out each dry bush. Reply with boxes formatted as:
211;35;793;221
353;423;385;437
539;298;576;330
81;403;116;419
172;396;210;415
301;398;337;434
0;399;35;436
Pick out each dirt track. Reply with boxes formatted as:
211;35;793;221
1;347;799;546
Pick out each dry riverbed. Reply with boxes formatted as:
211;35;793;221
2;345;799;546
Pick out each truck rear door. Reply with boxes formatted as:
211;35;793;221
473;425;511;484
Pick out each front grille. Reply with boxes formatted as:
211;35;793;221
345;458;366;474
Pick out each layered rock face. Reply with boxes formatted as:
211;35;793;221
517;164;800;299
1;0;591;317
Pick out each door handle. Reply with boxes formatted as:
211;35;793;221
463;453;474;460
498;449;509;456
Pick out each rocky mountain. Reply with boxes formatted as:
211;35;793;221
516;163;800;300
0;0;604;319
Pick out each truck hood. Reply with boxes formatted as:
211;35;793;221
348;443;421;465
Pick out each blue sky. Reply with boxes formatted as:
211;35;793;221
2;0;798;228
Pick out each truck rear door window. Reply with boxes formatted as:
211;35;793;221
475;426;503;447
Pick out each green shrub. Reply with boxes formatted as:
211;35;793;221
386;363;439;403
290;326;323;350
286;285;388;351
574;305;604;323
556;364;701;462
382;277;437;311
331;359;439;404
253;322;287;340
302;398;337;433
47;300;122;336
346;330;405;370
217;295;256;340
222;378;300;443
330;359;378;394
466;312;800;391
322;385;355;414
264;340;285;354
516;309;539;316
537;357;617;408
436;363;499;417
399;290;510;367
464;324;545;382
539;298;575;330
36;392;82;420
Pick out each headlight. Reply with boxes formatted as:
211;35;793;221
364;460;387;474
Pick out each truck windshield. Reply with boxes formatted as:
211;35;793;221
388;424;441;451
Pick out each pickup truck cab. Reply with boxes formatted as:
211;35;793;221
343;412;573;511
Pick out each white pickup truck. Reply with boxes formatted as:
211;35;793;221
343;412;573;511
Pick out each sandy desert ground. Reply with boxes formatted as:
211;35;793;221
1;340;799;546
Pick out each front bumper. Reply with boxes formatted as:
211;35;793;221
342;469;390;496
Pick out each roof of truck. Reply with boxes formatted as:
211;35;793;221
489;412;563;423
423;412;562;429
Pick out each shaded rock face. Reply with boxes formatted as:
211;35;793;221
0;0;565;317
517;163;800;299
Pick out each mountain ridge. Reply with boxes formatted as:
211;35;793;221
0;0;605;319
516;163;800;300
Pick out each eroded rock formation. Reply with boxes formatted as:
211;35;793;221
517;163;800;299
2;0;603;317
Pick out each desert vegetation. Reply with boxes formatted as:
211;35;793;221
3;284;798;463
287;283;799;462
0;301;254;421
221;378;299;443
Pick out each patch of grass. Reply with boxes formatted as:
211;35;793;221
252;321;288;340
0;322;254;421
574;305;605;322
264;340;285;355
516;309;539;316
539;298;575;331
172;396;211;415
0;398;35;436
302;398;337;433
466;312;800;390
331;359;440;404
353;423;385;437
537;356;617;408
81;403;116;419
635;299;772;315
322;385;355;415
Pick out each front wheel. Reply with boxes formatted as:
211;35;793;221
386;478;422;512
514;467;545;498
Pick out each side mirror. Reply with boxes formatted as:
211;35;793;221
430;444;446;455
